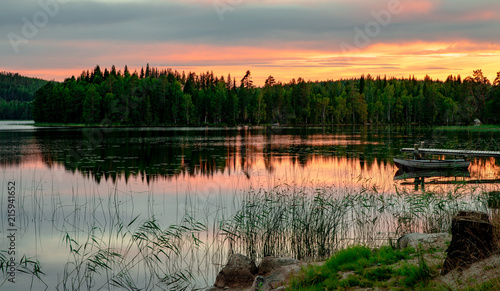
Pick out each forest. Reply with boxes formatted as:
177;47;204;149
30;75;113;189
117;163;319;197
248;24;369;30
32;65;500;125
0;72;48;120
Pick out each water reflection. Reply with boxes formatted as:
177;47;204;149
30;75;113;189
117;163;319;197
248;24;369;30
2;124;500;290
1;126;500;192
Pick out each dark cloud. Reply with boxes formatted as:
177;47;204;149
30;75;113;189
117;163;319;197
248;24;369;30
2;0;499;50
2;0;500;82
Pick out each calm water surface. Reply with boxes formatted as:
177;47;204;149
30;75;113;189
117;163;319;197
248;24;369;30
1;121;499;290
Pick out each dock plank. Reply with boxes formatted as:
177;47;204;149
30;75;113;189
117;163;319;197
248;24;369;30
401;148;500;158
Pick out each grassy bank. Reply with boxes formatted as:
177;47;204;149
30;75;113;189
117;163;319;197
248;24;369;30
289;245;435;290
434;125;500;133
288;243;500;290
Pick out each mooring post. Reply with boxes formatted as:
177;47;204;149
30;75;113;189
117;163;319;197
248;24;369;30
413;144;421;160
420;142;426;159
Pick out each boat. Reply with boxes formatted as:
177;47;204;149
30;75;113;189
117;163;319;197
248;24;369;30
393;169;470;180
400;148;500;158
393;158;470;172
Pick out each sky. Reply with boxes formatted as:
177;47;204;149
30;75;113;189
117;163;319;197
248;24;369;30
1;0;500;86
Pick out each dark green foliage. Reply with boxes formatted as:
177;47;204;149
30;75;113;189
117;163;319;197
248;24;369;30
375;245;413;265
0;98;33;120
398;252;432;288
288;243;440;290
32;66;500;125
325;245;372;271
364;266;394;281
339;274;362;288
0;71;47;119
0;71;47;102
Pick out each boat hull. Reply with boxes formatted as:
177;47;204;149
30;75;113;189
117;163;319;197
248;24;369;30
393;158;470;171
394;169;470;180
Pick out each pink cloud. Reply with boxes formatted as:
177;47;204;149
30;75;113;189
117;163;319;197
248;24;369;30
399;0;437;15
458;9;499;21
6;39;500;86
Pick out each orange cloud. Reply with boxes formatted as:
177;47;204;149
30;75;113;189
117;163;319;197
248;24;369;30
7;39;500;86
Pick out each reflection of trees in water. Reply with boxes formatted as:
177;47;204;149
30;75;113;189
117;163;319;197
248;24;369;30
1;126;499;184
0;130;39;166
32;129;243;184
470;157;500;179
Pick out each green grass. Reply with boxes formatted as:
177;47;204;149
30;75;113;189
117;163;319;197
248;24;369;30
399;254;431;287
434;125;500;132
463;279;500;291
288;245;438;290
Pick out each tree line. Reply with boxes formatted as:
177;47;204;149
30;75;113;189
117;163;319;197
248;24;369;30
0;72;47;120
33;65;500;125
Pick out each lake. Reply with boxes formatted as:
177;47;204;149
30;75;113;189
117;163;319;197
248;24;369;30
1;121;499;290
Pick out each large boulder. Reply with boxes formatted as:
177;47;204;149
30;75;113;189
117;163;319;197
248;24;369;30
252;257;302;290
397;232;451;251
441;211;495;275
211;255;305;291
258;257;300;276
213;254;258;289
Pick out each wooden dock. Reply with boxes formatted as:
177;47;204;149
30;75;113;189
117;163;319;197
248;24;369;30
401;148;500;158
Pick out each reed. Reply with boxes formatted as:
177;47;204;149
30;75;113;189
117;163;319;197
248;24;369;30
0;252;46;289
0;178;493;290
59;214;206;291
219;183;489;262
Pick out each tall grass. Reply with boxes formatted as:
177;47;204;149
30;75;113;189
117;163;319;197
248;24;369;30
0;252;46;289
59;214;206;291
0;179;493;290
221;185;349;261
1;179;212;290
220;183;489;262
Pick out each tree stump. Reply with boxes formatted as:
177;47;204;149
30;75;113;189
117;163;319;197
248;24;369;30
488;191;500;209
441;211;495;275
488;191;500;250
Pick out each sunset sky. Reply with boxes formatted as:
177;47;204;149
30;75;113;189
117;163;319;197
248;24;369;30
1;0;500;86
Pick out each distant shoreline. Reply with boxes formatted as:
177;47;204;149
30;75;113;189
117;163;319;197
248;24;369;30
31;122;500;130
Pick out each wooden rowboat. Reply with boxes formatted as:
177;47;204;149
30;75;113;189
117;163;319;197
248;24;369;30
393;158;470;171
393;169;470;180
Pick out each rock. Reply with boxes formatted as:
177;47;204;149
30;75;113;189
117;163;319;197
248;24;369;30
397;232;451;251
212;255;318;290
252;276;266;290
249;257;302;291
441;211;495;275
214;254;258;289
258;257;300;276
